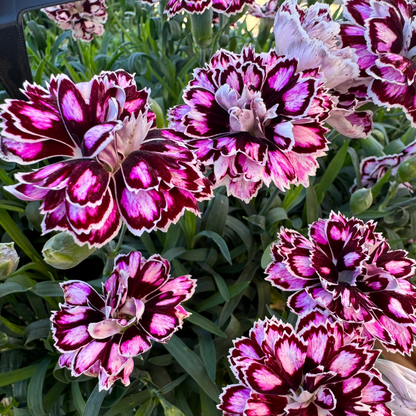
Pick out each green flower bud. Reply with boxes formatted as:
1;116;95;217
42;233;96;270
190;9;213;49
359;136;385;157
398;155;416;183
149;97;165;128
350;188;373;214
219;34;229;48
0;242;19;279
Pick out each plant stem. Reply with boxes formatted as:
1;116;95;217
114;223;127;254
379;181;399;211
259;186;280;215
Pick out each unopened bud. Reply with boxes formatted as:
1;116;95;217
350;188;373;213
398;155;416;183
219;34;229;48
42;233;95;270
190;9;213;49
0;243;19;279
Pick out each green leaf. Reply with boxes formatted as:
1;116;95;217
265;208;288;227
33;281;63;297
0;364;37;387
282;185;304;212
206;194;228;236
192;231;232;264
200;389;220;416
24;319;50;344
225;216;254;260
194;328;216;382
27;358;50;416
260;241;275;269
83;384;107;416
43;381;66;413
315;140;350;203
185;308;227;338
163;335;219;403
0;282;28;298
219;263;259;326
199;262;229;301
371;168;391;199
306;185;319;224
159;374;188;395
71;382;86;415
347;147;362;189
0;209;49;274
102;391;150;416
134;398;156;416
1;316;25;336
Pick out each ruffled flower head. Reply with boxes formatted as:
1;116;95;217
141;0;253;18
340;0;416;125
51;251;196;390
168;45;332;202
42;0;107;42
248;0;279;19
219;317;393;415
266;211;416;354
0;71;212;248
355;139;416;191
274;0;373;139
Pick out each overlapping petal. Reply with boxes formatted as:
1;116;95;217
219;317;393;416
266;211;416;354
1;71;212;248
51;251;196;390
168;45;331;202
42;0;107;42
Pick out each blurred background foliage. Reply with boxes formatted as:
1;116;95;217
1;0;416;415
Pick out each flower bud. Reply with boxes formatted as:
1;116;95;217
190;9;213;49
375;359;416;415
0;243;19;279
219;34;229;48
42;233;96;270
350;188;373;213
398;155;416;183
360;136;384;157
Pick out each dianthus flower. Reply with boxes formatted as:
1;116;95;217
0;71;212;248
266;211;416;354
340;0;416;126
219;317;393;415
51;251;196;390
168;46;332;202
354;139;416;191
274;0;373;139
141;0;252;17
42;0;107;42
248;0;278;19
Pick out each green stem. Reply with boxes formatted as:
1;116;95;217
259;186;280;215
379;181;399;211
114;223;127;254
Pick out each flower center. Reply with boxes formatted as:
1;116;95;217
338;269;358;286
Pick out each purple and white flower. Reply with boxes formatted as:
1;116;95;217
248;0;278;19
266;211;416;355
0;71;212;248
219;317;393;416
340;0;416;126
42;0;107;42
51;251;196;390
168;45;332;202
141;0;253;18
274;0;373;139
354;139;416;191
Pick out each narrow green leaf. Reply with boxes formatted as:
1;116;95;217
206;194;228;236
306;185;319;224
33;281;63;297
83;384;107;416
0;364;37;387
0;282;28;298
159;374;188;395
260;241;274;269
219;263;259;326
134;398;156;416
185;307;227;338
347;147;362;189
1;316;25;336
27;358;50;416
315;140;350;203
24;319;50;344
163;335;220;403
0;209;48;274
102;391;150;416
200;389;220;416
281;185;304;211
71;382;86;415
194;328;216;382
265;207;288;227
225;216;254;260
371;168;391;199
43;381;66;413
192;231;232;265
162;247;187;262
199;262;229;301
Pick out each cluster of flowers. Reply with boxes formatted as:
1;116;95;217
4;0;416;411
